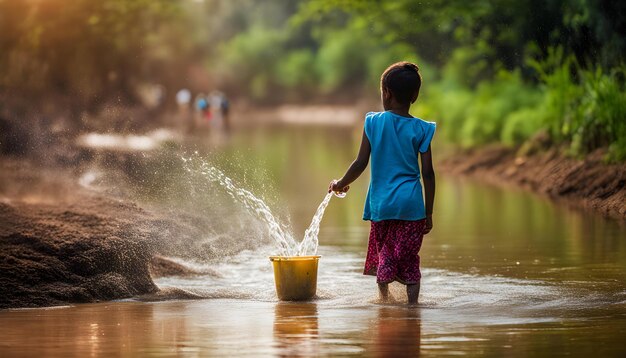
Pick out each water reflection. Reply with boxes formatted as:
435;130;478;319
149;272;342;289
273;302;319;357
369;307;421;357
0;303;157;356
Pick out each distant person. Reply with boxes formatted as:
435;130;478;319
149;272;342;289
154;84;166;109
176;88;191;110
329;61;436;305
220;93;231;134
176;88;192;129
208;90;230;134
194;93;211;129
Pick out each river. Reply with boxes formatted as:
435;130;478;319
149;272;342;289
1;124;625;356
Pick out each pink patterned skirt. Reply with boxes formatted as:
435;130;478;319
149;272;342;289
364;219;427;284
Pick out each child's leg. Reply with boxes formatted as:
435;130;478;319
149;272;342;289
378;282;390;302
407;281;420;305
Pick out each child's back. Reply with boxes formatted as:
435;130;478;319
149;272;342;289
364;111;436;222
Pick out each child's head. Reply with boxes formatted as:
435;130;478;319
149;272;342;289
380;61;422;109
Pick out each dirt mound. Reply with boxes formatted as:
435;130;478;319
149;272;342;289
0;158;159;309
439;146;626;219
0;155;266;309
0;197;163;309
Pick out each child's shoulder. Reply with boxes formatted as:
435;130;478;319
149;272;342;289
365;111;386;119
364;111;386;128
413;118;437;139
415;117;436;127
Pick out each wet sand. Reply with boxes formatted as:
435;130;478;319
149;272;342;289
0;158;160;308
0;149;284;309
0;158;222;309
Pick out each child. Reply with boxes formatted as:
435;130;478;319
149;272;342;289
329;61;436;305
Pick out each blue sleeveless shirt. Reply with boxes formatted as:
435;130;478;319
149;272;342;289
363;111;436;222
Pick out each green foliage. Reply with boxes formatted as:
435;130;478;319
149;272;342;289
501;107;547;146
276;50;317;90
441;45;498;87
0;0;179;101
461;73;542;146
217;27;287;99
423;46;626;161
286;0;626;160
314;30;368;93
1;0;624;160
421;70;542;147
570;67;626;161
572;66;626;161
525;48;626;161
527;47;582;142
415;85;472;143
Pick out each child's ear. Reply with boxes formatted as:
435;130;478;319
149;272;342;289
410;90;419;104
382;87;392;100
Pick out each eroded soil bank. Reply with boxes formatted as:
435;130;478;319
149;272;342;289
0;158;228;309
439;146;626;220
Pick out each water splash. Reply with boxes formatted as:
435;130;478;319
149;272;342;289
183;155;339;256
185;156;298;256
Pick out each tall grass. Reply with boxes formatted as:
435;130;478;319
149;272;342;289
528;48;626;161
571;67;626;161
419;47;626;162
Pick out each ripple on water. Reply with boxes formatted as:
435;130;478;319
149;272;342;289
148;246;621;326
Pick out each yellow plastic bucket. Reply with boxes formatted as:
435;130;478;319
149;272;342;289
269;256;321;301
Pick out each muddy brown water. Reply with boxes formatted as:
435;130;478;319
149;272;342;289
1;125;625;356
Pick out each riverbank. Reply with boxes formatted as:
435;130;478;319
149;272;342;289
0;158;159;309
439;146;626;221
0;157;227;309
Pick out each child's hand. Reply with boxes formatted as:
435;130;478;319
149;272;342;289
328;179;350;194
424;215;433;234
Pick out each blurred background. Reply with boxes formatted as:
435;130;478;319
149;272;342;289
1;0;625;161
1;4;626;355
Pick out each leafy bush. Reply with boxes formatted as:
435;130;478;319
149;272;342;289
501;106;547;146
418;45;626;161
460;71;542;146
275;49;317;90
216;27;287;99
575;67;626;161
529;48;626;161
314;30;369;93
419;70;542;147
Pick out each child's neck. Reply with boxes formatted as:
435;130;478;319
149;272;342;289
385;105;412;118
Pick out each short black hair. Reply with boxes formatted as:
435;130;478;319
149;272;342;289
380;61;422;105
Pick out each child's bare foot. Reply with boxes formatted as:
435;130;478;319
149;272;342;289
378;283;390;303
407;283;420;305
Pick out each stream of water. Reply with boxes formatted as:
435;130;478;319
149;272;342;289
184;155;337;256
298;192;335;256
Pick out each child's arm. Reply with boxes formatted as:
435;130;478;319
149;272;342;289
329;130;371;193
420;144;435;234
